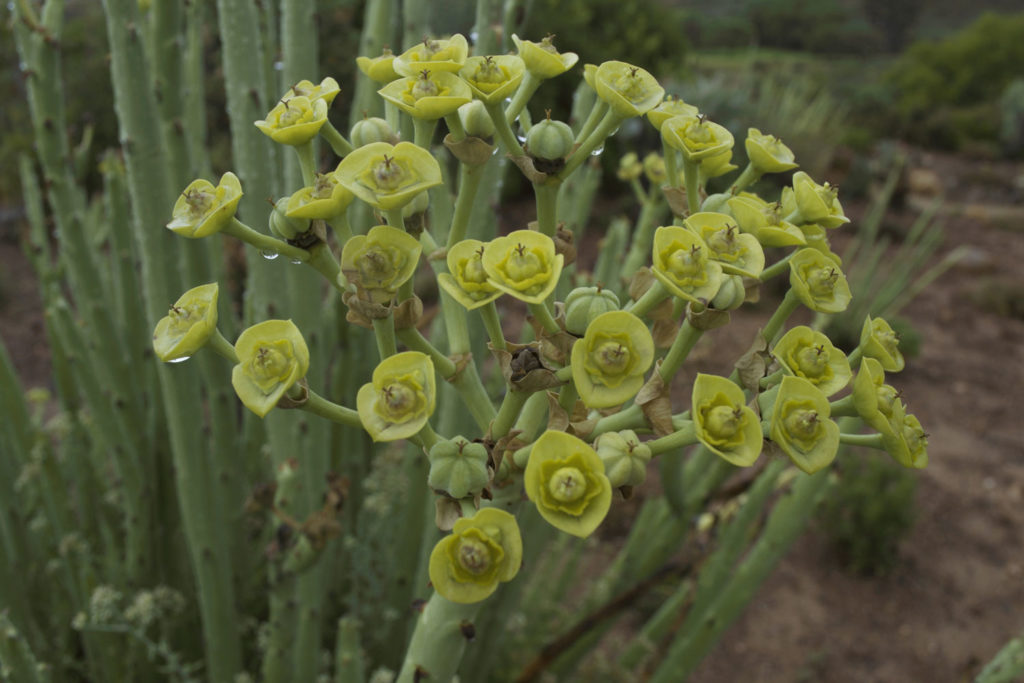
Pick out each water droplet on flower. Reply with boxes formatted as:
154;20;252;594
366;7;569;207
289;258;302;265
469;30;479;44
273;61;284;71
168;356;191;364
260;250;279;260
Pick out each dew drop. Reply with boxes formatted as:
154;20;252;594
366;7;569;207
273;61;284;72
168;356;191;364
260;249;279;260
289;258;302;265
469;30;479;44
590;145;604;157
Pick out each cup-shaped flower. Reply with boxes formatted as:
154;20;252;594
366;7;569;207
789;248;852;314
617;152;643;181
769;375;840;474
231;320;310;418
459;55;525;105
286;172;355;221
428;436;491;499
651;226;724;304
167;172;243;239
693;373;763;467
255;96;328;146
378;69;472;120
684;212;765;279
438;239;502;310
428;508;522;604
285;77;341;105
643;152;667;185
356;351;436;442
511;34;579;79
860;316;904;372
356;49;400;83
564;286;621;336
334;141;443;211
341;225;422;304
152;283;219;362
662;114;735;162
886;413;928;469
393;34;469;77
699;149;738;180
571;311;654;409
525;431;612;538
791;171;849;228
594;430;652;489
593;61;665;118
481;230;563;304
646;95;699;131
745;128;798;174
727;195;806;248
772;326;852;397
852;358;905;438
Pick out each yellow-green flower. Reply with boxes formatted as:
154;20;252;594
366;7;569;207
593;61;665;118
789;248;852;314
594;430;651;489
285;77;341;105
231;320;310;418
285;171;355;220
727;194;806;248
791;171;849;228
334;141;443;211
428;508;522;604
886;413;928;469
643;152;667;185
860;316;904;372
459;55;525;104
511;34;579;79
524;430;612;538
650;226;724;304
745;128;798;174
571;311;654;409
166;172;243;239
852;357;904;439
437;239;502;310
692;373;763;467
772;326;851;397
393;34;469;77
699;148;738;180
152;283;219;362
662;114;734;162
356;351;436;442
255;96;328;146
378;69;472;120
481;230;563;304
356;49;400;83
582;63;597;89
646;95;699;131
341;225;422;304
683;212;764;279
769;376;840;474
617;152;643;181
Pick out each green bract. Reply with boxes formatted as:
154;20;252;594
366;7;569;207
593;61;664;118
571;311;654;409
791;171;849;228
699;149;738;180
769;376;840;474
378;69;472;120
427;437;491;499
393;34;469;78
860;316;905;372
334;141;443;211
254;96;328;146
524;431;612;538
231;320;310;418
772;326;851;397
745;128;798;173
350;116;399;147
437;239;502;310
594;430;651;489
356;351;436;442
356;49;400;83
152;283;219;362
683;212;764;279
727;194;807;248
428;508;522;604
887;413;928;469
166;172;243;239
481;230;563;304
692;373;763;467
458;100;495;138
511;34;579;79
286;77;341;105
459;55;525;105
650;226;724;304
285;171;355;220
341;225;422;304
646;95;699;131
852;358;904;438
789;248;852;314
662;114;735;162
564;286;621;336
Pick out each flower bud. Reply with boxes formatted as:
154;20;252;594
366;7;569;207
270;197;309;241
617;152;643;182
350;117;399;147
564;286;621;335
710;275;746;311
428;437;491;499
594;430;651;488
525;117;574;163
458;100;495;139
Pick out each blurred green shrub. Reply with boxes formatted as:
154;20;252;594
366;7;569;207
819;450;917;575
1000;78;1024;157
746;0;881;54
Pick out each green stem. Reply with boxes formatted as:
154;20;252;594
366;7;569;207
307;242;346;291
294;141;316;186
590;404;645;438
505;71;542;124
372;316;397;358
659;320;703;382
479;301;506;351
648;421;698;455
444;113;466;142
528;301;561;335
447;163;485;248
396;593;483;683
761;289;800;344
333;617;366;683
450;364;498;431
484;100;525;157
386;208;405;229
299;389;363;428
321;120;354;157
560;109;623;179
224;218;310;262
397;328;458;377
682;156;700;216
625;281;669;318
730;162;762;194
662;139;680;190
491;389;531;440
206;328;238;362
413;117;438;149
759;251;796;282
846;345;864;368
534;181;559;237
839;432;884;448
829;394;857;417
574;98;608;144
557;382;578;413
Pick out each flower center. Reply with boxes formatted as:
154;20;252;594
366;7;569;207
277;99;306;127
593;341;630;375
411;70;440;99
706;404;741;439
184;188;214;219
372;155;406;191
472;56;507;85
312;173;335;199
877;385;900;417
785;408;820;442
667;244;704;279
874;323;899;356
504;244;543;281
795;344;828;378
806;266;838;298
548;467;587;503
251;343;293;391
357;245;396;283
817;182;839;209
456;537;492;575
707;225;739;257
461;255;487;284
381;382;415;418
